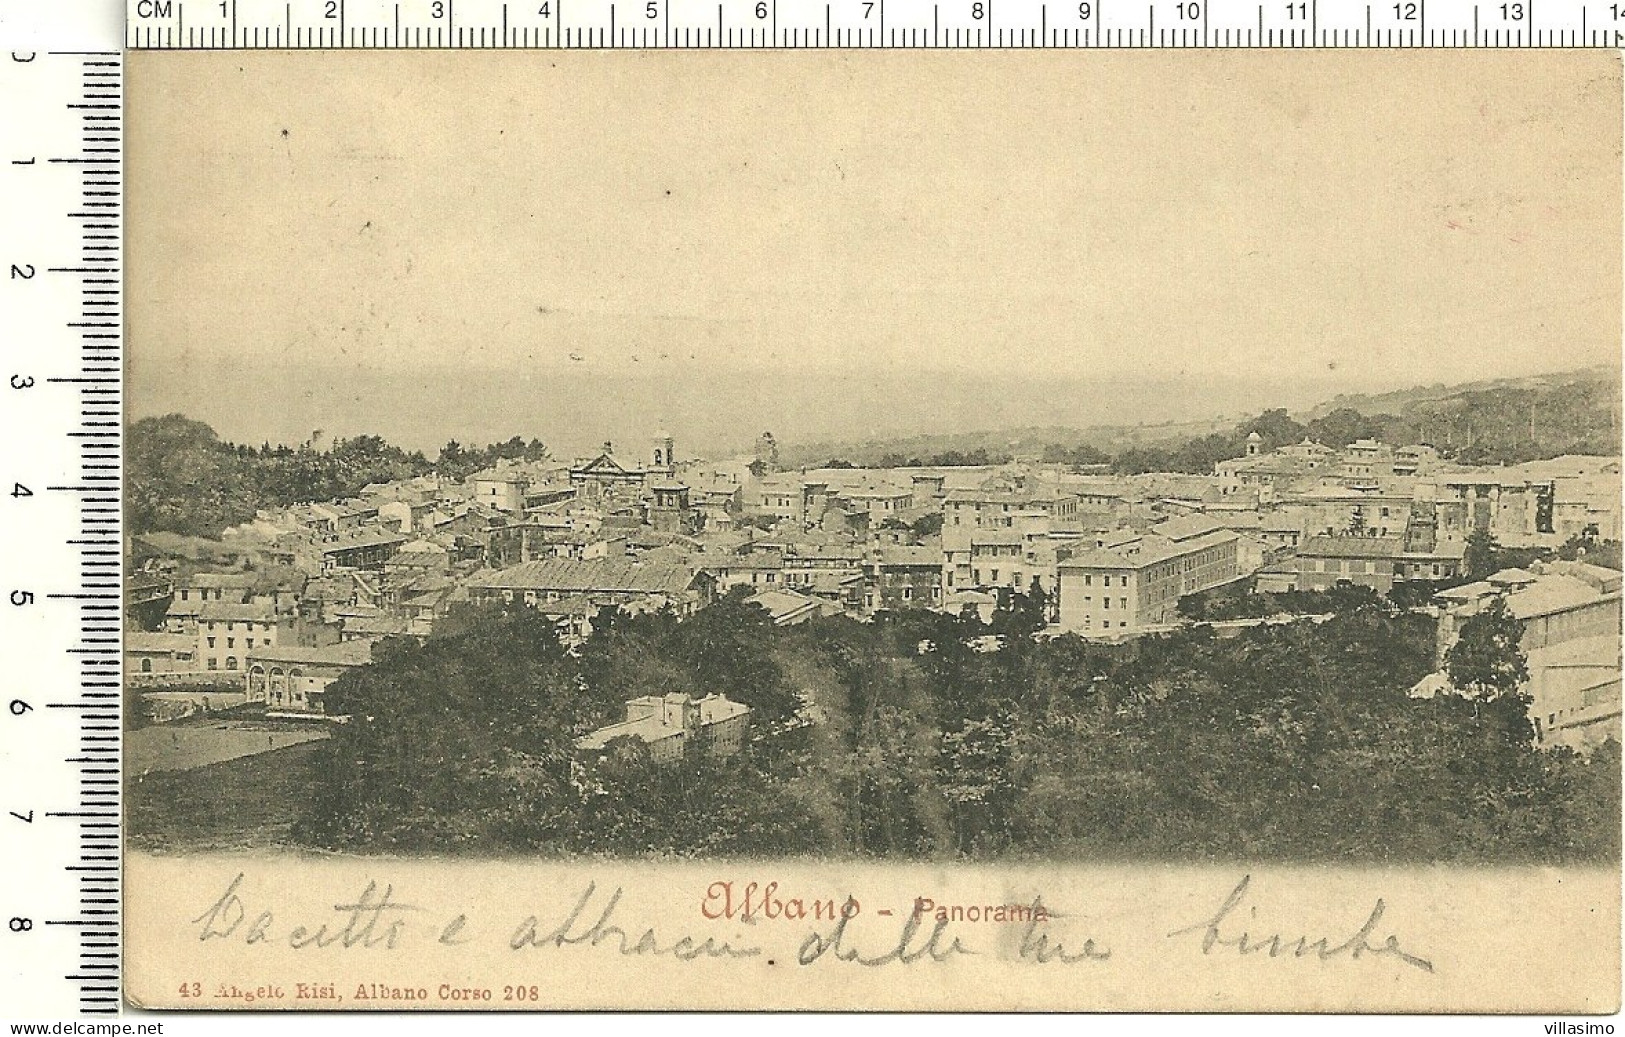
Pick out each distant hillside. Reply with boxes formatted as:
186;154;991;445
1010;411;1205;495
781;366;1622;470
1303;365;1621;421
779;418;1235;468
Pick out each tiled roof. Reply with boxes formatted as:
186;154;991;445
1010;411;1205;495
468;558;696;596
875;546;942;567
1061;529;1239;571
247;640;376;667
126;632;194;653
197;602;278;623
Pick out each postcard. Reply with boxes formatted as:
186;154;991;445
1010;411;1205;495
123;49;1623;1012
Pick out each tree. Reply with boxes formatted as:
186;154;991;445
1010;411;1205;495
1463;529;1499;581
1445;597;1529;699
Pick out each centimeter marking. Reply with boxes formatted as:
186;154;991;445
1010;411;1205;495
126;0;1623;47
0;48;123;1015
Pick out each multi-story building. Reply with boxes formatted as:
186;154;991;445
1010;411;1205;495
1055;516;1240;635
867;545;942;612
575;692;751;763
943;488;1081;530
466;557;708;616
196;602;289;674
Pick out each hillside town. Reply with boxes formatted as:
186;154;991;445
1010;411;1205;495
125;426;1624;757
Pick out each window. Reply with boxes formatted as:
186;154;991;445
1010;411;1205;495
207;637;216;649
227;637;236;648
1084;575;1092;586
1103;599;1111;610
207;659;218;671
180;589;189;601
247;638;255;649
140;658;152;673
1119;597;1128;609
226;657;238;671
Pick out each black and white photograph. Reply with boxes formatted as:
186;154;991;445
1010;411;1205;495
118;49;1621;1012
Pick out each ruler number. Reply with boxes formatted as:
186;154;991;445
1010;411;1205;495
1285;1;1306;16
9;591;33;607
863;2;874;17
1499;2;1524;17
756;1;768;15
9;376;32;390
9;264;34;280
972;1;984;16
326;0;339;16
431;0;446;15
8;810;31;823
11;484;31;499
1176;1;1199;17
1392;2;1418;18
646;0;657;15
1612;4;1625;17
9;918;31;933
538;2;550;13
10;52;36;62
1077;1;1091;15
8;699;31;715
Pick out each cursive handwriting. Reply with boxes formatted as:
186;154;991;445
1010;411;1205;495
1167;875;1434;973
192;872;425;950
798;906;975;966
510;881;761;961
1017;900;1112;964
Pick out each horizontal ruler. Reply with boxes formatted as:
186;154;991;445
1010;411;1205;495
126;0;1625;46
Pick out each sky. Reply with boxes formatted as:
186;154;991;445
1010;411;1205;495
127;51;1622;457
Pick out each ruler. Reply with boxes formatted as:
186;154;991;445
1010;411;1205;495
125;0;1625;47
0;17;125;1019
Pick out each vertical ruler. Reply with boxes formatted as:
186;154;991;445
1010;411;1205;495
0;36;124;1017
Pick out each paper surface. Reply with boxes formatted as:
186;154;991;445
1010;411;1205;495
124;49;1623;1012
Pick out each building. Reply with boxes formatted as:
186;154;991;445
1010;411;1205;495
1430;472;1556;544
1055;517;1240;634
648;482;696;534
1293;535;1405;594
575;692;751;763
745;588;825;626
1525;635;1622;752
466;557;707;616
569;437;674;499
943;488;1081;530
196;602;288;673
470;469;528;513
867;545;944;612
125;631;197;675
1434;563;1623;663
245;639;375;718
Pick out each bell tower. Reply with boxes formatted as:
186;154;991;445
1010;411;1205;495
652;430;676;472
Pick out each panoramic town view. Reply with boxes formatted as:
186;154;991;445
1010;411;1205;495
124;365;1623;861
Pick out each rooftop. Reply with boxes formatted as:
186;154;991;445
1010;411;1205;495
468;558;696;596
1298;535;1405;559
247;640;376;667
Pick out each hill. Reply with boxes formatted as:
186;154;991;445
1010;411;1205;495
783;366;1621;470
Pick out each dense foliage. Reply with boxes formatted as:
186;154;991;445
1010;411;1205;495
807;368;1622;474
1176;583;1383;622
299;596;1619;863
128;415;555;537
